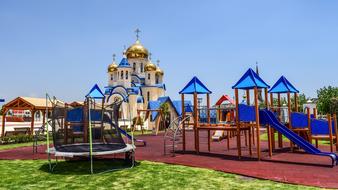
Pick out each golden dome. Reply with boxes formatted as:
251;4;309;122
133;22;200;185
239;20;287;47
107;62;118;72
156;66;164;75
144;60;157;72
126;40;149;59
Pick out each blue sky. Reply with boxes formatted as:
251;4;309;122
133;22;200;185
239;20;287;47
1;0;338;104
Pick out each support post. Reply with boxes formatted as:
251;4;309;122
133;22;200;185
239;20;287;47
294;93;298;112
207;93;210;152
265;88;272;157
1;110;6;137
235;88;241;158
30;109;35;135
181;93;186;152
306;107;312;143
193;92;199;153
277;93;283;148
270;93;275;150
287;92;293;149
254;87;261;160
333;114;338;151
328;114;333;153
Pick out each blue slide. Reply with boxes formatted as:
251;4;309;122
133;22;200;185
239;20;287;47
260;109;337;166
118;127;146;146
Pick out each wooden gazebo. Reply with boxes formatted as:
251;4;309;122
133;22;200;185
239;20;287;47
1;97;56;136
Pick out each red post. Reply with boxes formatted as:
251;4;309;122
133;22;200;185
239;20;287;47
30;110;35;135
207;93;210;152
1;110;6;137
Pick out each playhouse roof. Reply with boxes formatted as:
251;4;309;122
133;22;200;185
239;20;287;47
268;76;299;93
179;76;212;94
172;100;193;116
215;95;235;105
232;68;270;89
86;84;105;99
147;96;179;121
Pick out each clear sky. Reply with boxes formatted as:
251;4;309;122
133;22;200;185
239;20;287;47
1;0;338;105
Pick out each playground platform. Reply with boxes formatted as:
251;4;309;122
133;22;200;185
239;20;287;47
0;130;338;188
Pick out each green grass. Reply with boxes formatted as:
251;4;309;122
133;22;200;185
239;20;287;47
260;133;330;146
0;160;323;190
0;141;46;151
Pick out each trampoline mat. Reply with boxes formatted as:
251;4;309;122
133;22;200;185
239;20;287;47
55;143;127;153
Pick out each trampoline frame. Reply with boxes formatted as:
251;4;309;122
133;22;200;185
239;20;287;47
45;92;136;174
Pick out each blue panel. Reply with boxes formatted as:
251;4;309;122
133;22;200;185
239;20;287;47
0;99;4;102
66;107;84;122
238;104;256;122
172;100;193;116
291;112;308;128
90;109;102;121
311;119;336;135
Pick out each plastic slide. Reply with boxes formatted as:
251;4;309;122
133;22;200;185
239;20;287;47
259;109;337;166
212;130;225;141
118;127;146;146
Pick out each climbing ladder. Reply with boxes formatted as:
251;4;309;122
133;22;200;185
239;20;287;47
164;116;191;156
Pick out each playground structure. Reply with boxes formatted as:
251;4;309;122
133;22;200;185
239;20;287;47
176;69;338;166
47;84;136;174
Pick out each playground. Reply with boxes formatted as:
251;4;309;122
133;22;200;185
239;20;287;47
0;68;337;189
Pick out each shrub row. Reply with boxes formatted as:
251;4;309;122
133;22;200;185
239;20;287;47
0;134;45;145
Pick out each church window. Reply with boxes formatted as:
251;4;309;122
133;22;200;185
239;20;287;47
126;71;128;79
148;73;150;80
156;75;159;84
133;63;136;72
111;74;114;80
141;63;144;72
121;71;124;79
147;91;150;102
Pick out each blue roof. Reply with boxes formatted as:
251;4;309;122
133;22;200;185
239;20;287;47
86;84;105;99
118;58;131;68
172;100;193;116
0;99;4;103
179;76;212;94
232;68;270;89
268;76;299;93
148;100;162;121
148;96;180;121
127;87;140;95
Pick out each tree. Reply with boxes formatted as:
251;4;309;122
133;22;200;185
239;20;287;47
317;86;338;115
160;102;171;129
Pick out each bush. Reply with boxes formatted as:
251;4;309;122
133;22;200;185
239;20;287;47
0;134;35;145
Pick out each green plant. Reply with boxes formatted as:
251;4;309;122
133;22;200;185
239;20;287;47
132;116;144;126
317;86;338;115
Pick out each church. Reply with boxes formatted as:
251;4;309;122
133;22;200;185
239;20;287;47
104;30;169;130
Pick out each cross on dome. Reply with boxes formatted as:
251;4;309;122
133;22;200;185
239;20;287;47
135;28;141;40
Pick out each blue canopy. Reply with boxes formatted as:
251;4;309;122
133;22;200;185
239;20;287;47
268;76;299;93
179;76;212;94
232;68;270;89
86;84;105;99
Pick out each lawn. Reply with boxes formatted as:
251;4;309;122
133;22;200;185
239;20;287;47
0;160;322;190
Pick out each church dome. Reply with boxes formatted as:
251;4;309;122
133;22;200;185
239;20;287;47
144;60;157;72
126;40;149;59
156;66;164;75
107;61;118;72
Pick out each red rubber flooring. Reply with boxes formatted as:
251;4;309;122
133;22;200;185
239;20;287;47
1;130;338;188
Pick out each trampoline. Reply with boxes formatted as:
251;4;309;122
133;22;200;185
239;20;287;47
46;84;136;174
50;143;134;157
